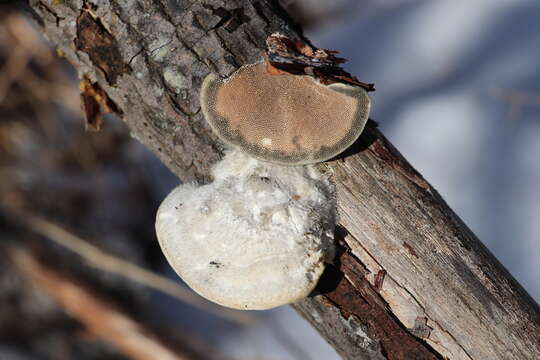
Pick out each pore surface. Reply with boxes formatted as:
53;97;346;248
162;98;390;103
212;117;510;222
201;62;371;165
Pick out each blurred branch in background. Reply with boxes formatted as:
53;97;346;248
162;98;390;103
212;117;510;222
279;0;361;29
0;11;80;127
491;87;540;124
11;249;193;360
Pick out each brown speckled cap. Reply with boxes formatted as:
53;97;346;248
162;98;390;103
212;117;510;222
200;62;371;165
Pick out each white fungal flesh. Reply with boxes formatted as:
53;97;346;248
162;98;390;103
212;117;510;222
155;150;335;310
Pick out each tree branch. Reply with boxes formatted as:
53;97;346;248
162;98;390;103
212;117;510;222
26;1;540;359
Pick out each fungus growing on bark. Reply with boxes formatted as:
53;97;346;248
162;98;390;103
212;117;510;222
200;61;371;165
155;44;373;309
155;151;335;310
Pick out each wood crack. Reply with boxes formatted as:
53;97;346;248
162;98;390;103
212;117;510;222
338;230;472;359
37;1;64;26
321;247;444;360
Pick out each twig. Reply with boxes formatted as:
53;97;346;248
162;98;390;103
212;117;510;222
491;87;540;123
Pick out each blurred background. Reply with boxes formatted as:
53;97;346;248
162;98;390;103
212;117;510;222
0;0;538;359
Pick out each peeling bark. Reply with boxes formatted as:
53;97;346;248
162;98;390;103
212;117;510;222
265;32;375;91
80;75;123;130
74;3;132;85
25;1;540;359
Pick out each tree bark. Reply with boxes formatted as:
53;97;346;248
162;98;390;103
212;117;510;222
26;1;540;359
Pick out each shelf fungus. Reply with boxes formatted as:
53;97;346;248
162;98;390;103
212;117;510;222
155;51;372;310
200;61;371;165
156;151;335;310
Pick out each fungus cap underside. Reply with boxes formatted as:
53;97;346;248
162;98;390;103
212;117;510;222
201;62;371;165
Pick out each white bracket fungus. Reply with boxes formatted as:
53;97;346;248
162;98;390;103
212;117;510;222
200;61;371;165
156;151;335;310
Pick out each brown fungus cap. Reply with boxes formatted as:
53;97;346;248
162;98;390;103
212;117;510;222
200;62;371;165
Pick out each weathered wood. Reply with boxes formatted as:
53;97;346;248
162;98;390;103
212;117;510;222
26;1;540;359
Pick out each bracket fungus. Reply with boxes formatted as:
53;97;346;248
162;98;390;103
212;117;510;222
155;45;372;309
155;151;335;310
200;61;371;165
